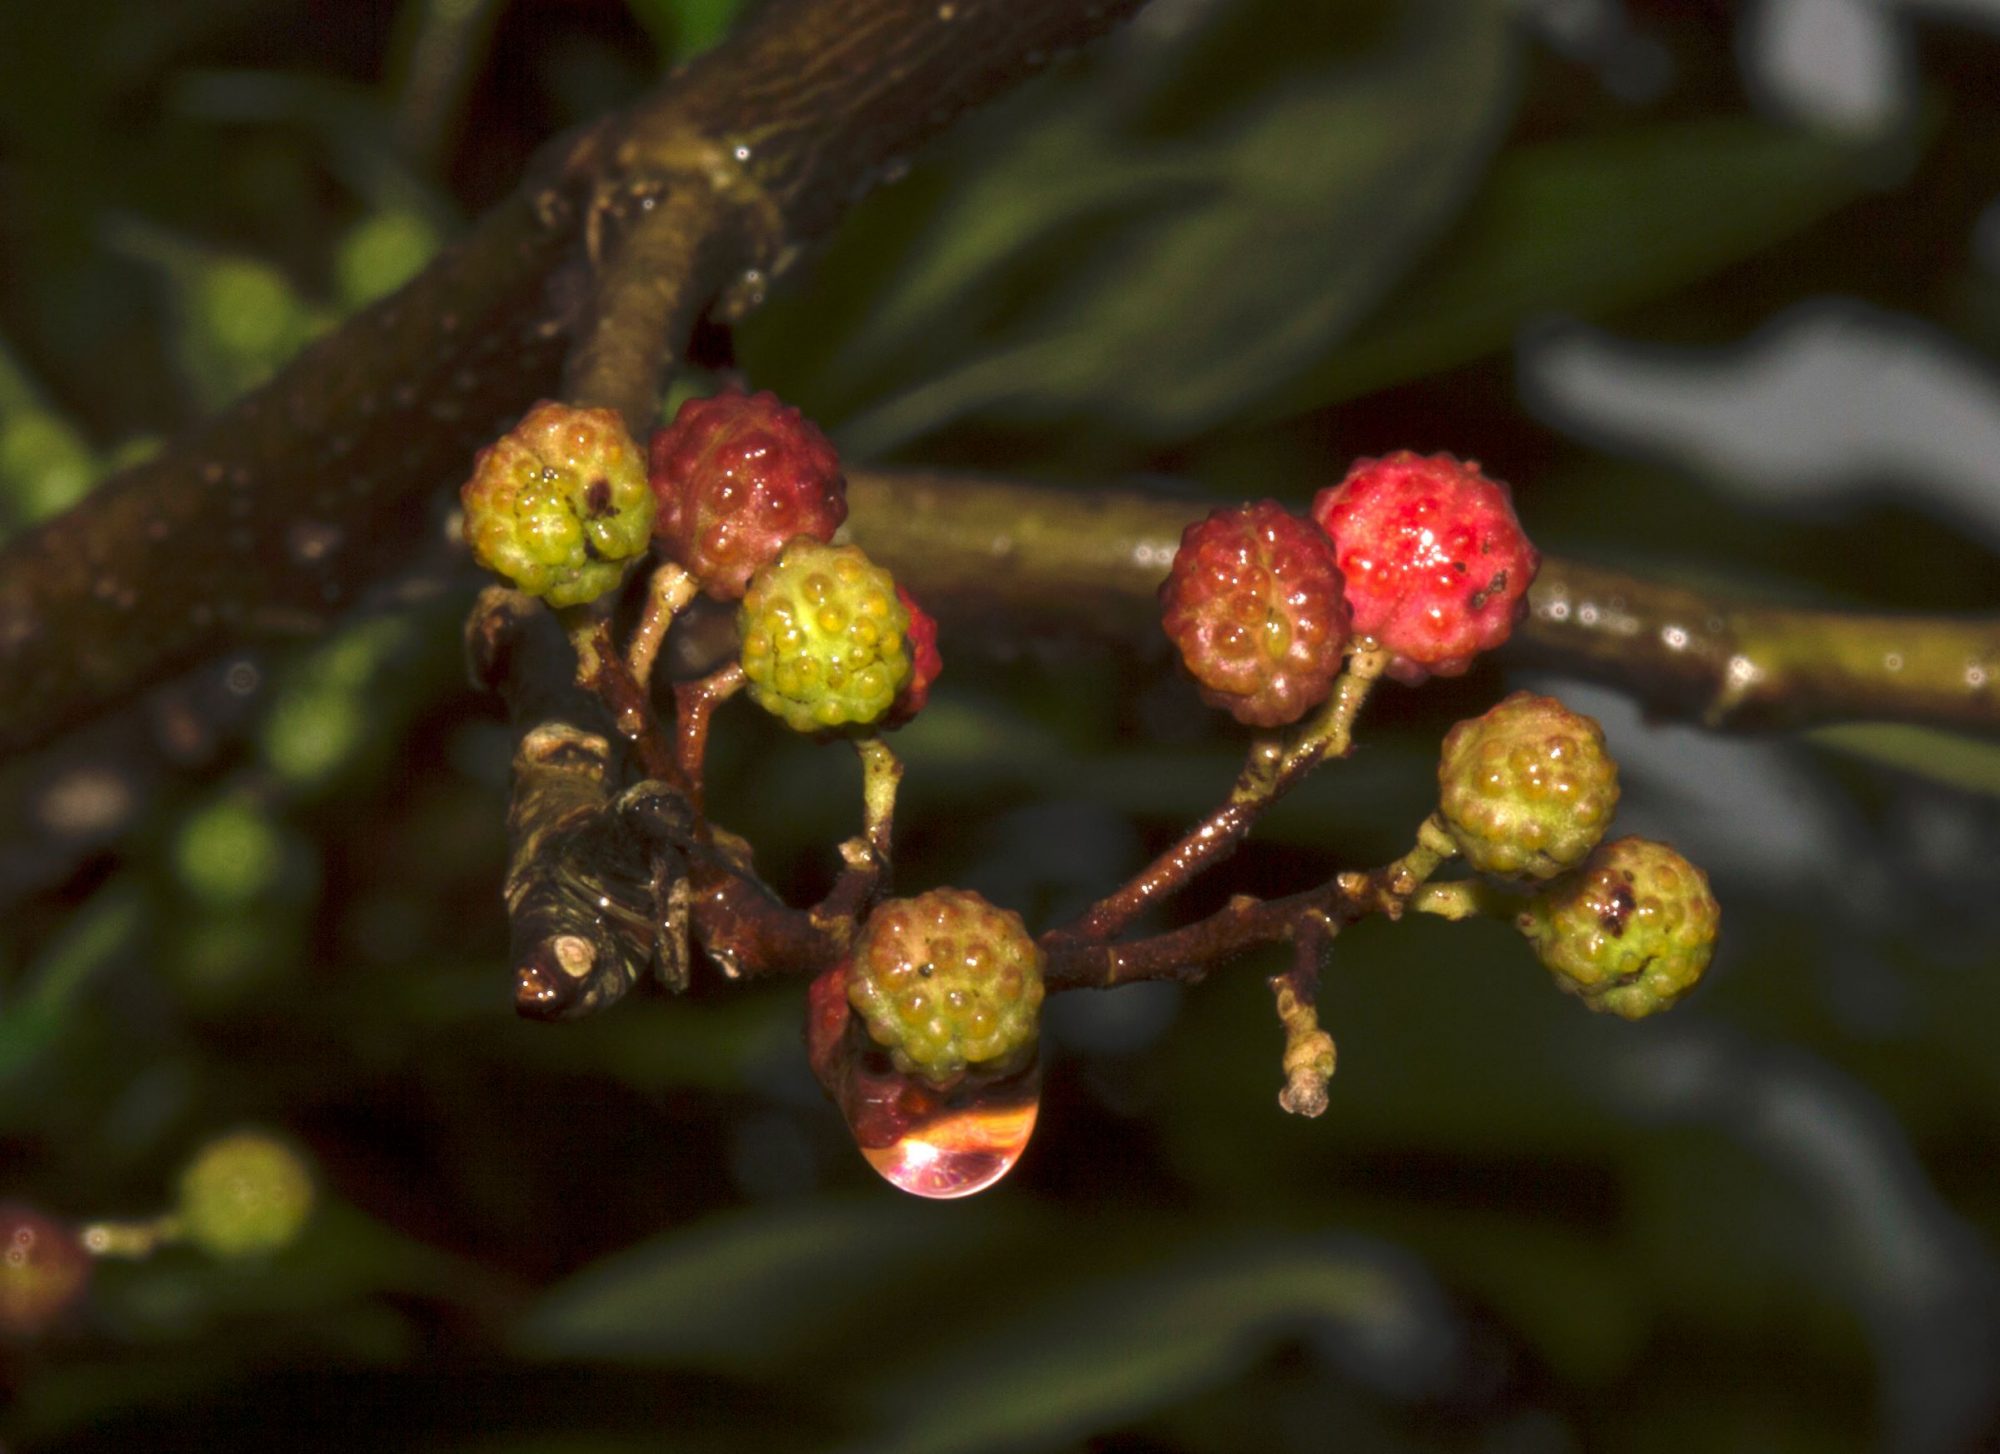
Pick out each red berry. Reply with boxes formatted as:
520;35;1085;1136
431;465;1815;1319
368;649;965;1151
1;1203;90;1337
1159;501;1350;728
648;389;847;600
882;584;941;728
1309;452;1539;684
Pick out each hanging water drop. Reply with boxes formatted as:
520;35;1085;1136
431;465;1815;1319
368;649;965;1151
807;965;1040;1199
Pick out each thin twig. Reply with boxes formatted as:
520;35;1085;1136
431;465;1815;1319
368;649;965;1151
1058;650;1387;944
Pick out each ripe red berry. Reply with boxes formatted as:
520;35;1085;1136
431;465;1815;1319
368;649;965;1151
882;584;941;729
1;1203;90;1337
648;389;847;600
1309;452;1539;684
1159;501;1351;728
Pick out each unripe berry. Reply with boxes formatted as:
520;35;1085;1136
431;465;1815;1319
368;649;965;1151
1438;691;1619;880
1159;501;1351;728
1517;837;1719;1019
1309;452;1538;684
739;539;911;733
648;389;846;600
460;401;655;609
847;888;1045;1085
176;1129;314;1259
0;1204;90;1337
882;584;941;729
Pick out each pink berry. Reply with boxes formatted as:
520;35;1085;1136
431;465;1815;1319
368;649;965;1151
1159;501;1351;728
883;584;941;729
1309;452;1539;684
647;389;847;600
1;1203;90;1337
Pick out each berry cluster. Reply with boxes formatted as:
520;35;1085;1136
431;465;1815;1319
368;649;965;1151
1160;453;1539;723
454;389;1718;1201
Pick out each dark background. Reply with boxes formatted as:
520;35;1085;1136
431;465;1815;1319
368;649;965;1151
4;1;2000;1449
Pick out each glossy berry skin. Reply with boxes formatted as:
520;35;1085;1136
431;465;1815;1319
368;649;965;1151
882;584;941;729
847;888;1046;1085
1159;501;1351;728
1439;691;1619;880
177;1130;314;1259
1;1203;90;1337
461;402;655;608
1310;452;1538;684
1518;837;1719;1020
739;540;911;733
648;389;846;600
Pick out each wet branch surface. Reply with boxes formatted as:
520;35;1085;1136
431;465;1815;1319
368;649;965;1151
0;0;1148;758
844;470;2000;736
0;0;1994;757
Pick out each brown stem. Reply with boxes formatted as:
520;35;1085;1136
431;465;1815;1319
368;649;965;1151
627;560;701;688
1043;817;1458;992
0;0;1151;759
562;186;745;435
1058;652;1386;944
671;662;744;816
1272;920;1337;1119
561;608;682;789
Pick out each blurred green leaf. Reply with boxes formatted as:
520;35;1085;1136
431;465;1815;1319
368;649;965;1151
782;0;1518;452
0;882;142;1085
1277;113;1916;410
514;1197;1032;1372
102;217;327;409
847;1236;1445;1454
625;0;748;61
1810;723;2000;797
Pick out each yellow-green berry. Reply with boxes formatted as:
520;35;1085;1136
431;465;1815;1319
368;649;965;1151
847;888;1045;1085
1439;691;1619;880
1517;837;1720;1020
460;401;655;608
738;539;911;733
176;1129;314;1259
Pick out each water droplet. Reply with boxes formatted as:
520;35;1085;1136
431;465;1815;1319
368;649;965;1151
807;965;1039;1199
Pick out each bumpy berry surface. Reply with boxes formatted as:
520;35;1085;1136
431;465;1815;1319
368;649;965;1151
1159;501;1351;728
739;540;911;733
882;584;941;729
1518;837;1719;1020
1309;452;1538;684
1439;691;1619;880
460;401;654;609
177;1130;314;1259
648;389;846;600
1;1203;90;1337
847;888;1045;1084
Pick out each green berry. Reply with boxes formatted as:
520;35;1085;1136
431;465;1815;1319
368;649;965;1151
460;401;655;608
176;1130;314;1259
846;888;1045;1085
1438;691;1619;880
739;539;911;733
1517;837;1719;1020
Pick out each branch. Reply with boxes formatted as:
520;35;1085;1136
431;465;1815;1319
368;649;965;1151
843;469;2000;736
0;0;1149;758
